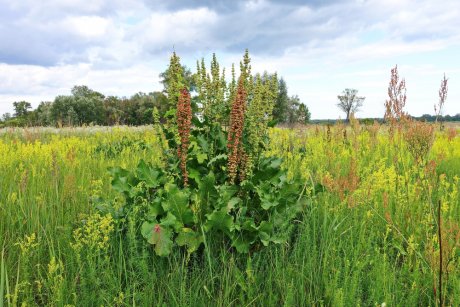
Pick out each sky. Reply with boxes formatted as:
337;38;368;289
0;0;459;119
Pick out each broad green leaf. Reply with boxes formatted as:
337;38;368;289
109;167;132;194
111;175;130;194
260;197;279;210
227;197;240;210
163;184;194;225
198;172;218;204
269;157;283;169
217;185;239;209
188;168;201;185
164;108;176;118
136;160;163;188
176;228;203;254
205;208;233;233
141;222;173;256
231;232;257;253
160;212;180;230
196;153;207;164
146;197;164;220
197;135;209;152
258;221;273;246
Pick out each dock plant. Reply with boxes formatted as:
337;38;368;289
98;51;307;256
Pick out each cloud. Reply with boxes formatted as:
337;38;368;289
0;0;459;118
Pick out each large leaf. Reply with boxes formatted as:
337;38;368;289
136;160;164;188
198;172;218;204
141;222;173;256
162;184;194;225
216;185;239;210
176;228;203;254
188;168;201;185
205;208;233;233
230;231;258;253
211;123;227;150
146;197;164;220
109;167;132;194
196;153;207;164
160;212;181;231
196;135;209;152
258;221;274;246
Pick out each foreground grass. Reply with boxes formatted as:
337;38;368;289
1;124;459;306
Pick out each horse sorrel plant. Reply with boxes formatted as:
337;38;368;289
97;51;308;256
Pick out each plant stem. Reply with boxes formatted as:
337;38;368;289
438;199;443;307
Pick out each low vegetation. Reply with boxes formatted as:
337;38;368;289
1;52;459;306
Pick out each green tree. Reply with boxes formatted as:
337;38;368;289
2;113;12;121
66;106;79;126
71;85;105;125
273;78;289;123
71;85;105;100
103;96;124;126
297;103;311;124
50;95;75;126
13;101;32;117
337;88;365;122
152;91;169;120
35;101;53;126
131;92;156;125
286;95;300;124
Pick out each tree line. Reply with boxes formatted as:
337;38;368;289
0;59;310;128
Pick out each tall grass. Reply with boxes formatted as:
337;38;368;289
1;124;459;306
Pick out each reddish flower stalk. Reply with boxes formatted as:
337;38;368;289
177;88;192;186
227;78;246;184
384;65;407;123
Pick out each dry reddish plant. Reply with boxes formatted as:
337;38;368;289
435;74;448;129
321;158;360;205
326;124;331;143
385;65;408;127
238;149;249;182
367;120;380;147
446;127;457;142
403;121;435;164
227;78;247;184
177;88;192;186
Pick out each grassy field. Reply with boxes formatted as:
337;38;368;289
1;123;459;306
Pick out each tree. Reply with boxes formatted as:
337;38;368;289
35;101;53;126
286;95;309;124
50;95;75;126
13;101;32;117
337;89;365;122
66;106;79;126
2;113;12;122
71;85;105;125
273;78;289;123
297;103;311;124
71;85;105;100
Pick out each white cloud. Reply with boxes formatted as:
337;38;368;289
0;0;459;118
63;16;111;39
139;8;218;52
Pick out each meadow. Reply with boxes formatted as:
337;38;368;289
1;122;459;306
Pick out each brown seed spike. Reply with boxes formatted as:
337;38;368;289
177;88;192;186
227;77;246;184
